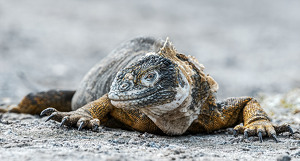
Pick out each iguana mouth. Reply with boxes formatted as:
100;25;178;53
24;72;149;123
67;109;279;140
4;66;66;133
108;89;176;108
108;86;163;101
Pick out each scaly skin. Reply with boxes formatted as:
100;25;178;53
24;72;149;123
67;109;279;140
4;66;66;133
3;37;293;142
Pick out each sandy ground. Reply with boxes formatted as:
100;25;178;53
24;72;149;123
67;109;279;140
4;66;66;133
0;89;299;161
0;0;300;160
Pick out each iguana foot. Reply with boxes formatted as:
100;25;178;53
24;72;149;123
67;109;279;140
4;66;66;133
233;120;293;143
40;107;100;131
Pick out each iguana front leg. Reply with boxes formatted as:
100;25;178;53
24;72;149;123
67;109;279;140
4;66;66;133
41;93;163;134
231;97;293;142
41;94;113;131
191;97;293;142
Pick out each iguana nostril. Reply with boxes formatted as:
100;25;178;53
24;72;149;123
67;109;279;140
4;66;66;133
119;82;130;91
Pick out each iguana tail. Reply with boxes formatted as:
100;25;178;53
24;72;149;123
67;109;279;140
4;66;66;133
0;90;75;115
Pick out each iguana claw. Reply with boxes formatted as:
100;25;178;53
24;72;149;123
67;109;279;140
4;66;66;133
40;107;57;117
233;129;238;137
288;126;294;134
78;121;85;131
244;130;249;140
45;112;58;122
92;124;99;131
60;116;69;127
271;134;279;143
40;107;97;131
258;131;263;143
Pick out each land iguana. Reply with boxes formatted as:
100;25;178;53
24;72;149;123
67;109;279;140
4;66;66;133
1;37;293;142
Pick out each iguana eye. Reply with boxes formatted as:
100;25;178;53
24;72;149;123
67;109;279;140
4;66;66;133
141;70;159;86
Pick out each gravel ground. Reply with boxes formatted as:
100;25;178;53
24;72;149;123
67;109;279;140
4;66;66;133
0;0;300;160
0;89;299;161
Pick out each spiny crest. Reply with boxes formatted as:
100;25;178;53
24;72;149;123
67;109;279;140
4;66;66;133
158;37;218;94
158;37;178;60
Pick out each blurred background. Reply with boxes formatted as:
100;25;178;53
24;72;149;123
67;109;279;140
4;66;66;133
0;0;299;104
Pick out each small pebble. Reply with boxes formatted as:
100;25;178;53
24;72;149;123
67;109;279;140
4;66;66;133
242;148;250;151
276;155;291;161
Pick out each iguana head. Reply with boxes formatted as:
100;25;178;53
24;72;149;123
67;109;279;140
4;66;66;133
108;52;190;110
108;38;218;135
108;39;190;110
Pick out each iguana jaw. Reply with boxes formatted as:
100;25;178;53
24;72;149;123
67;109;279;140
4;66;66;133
140;72;195;135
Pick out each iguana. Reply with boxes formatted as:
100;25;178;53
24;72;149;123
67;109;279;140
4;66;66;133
1;37;293;142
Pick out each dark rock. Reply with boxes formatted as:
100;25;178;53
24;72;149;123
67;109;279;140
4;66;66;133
276;155;291;161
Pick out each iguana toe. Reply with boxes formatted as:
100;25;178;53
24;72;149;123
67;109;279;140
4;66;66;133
90;119;100;131
77;118;89;131
42;108;66;122
41;107;101;131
